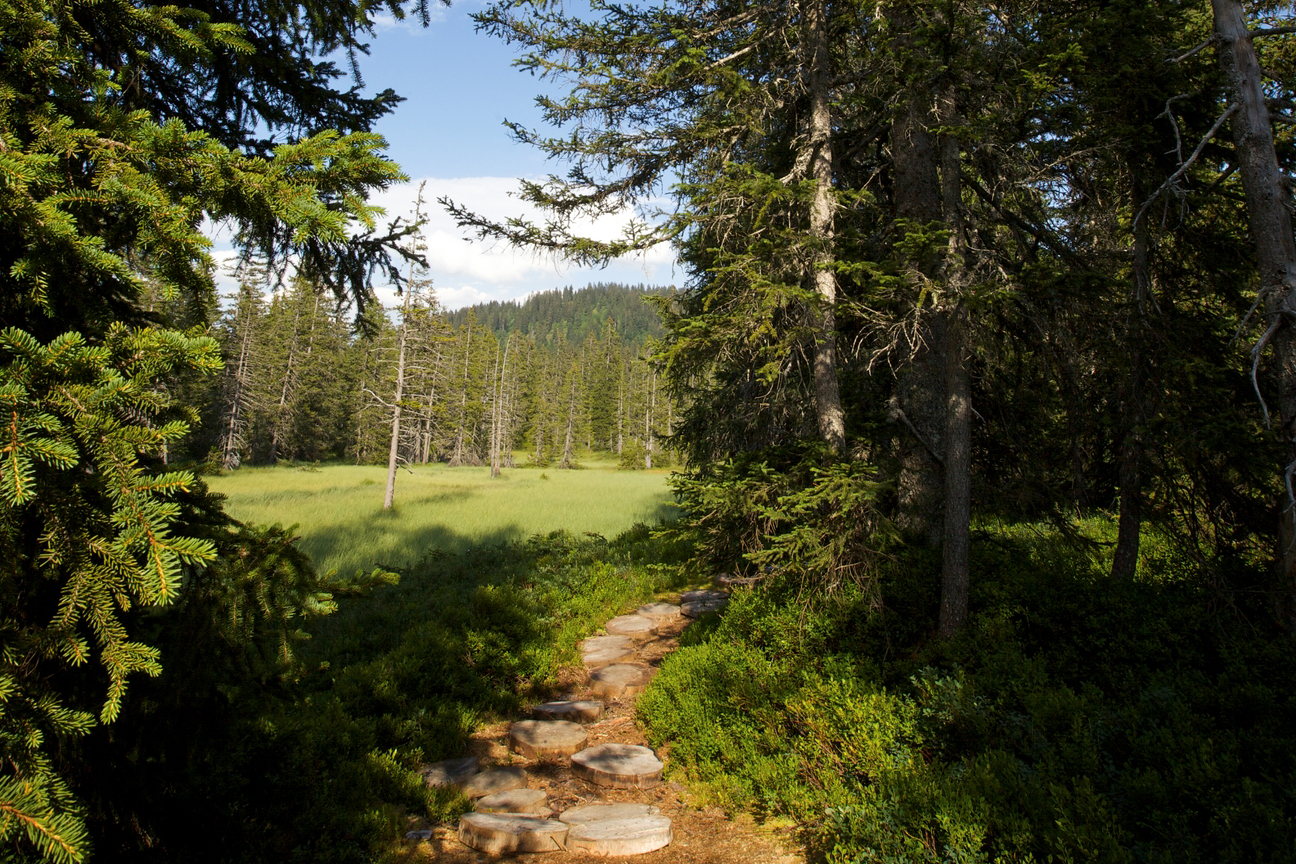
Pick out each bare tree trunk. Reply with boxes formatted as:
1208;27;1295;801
1212;0;1296;622
451;321;473;466
269;295;303;464
645;368;655;469
802;0;846;452
491;336;511;478
384;289;414;510
559;369;578;469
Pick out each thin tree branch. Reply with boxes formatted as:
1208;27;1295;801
1133;102;1239;230
1251;25;1296;39
1172;38;1214;63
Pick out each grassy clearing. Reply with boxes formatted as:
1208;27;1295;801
206;455;679;577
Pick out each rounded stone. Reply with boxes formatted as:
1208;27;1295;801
458;813;569;854
418;755;479;788
532;699;604;723
605;614;657;637
636;602;681;619
681;589;729;603
475;787;551;815
582;644;635;668
508;719;588;759
459;766;528;798
589;663;654;699
580;634;634;652
681;596;729;618
571;743;664;789
560;803;661;824
567;816;673;856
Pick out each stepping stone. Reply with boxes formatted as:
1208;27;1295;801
580;634;634;652
605;614;657;637
560;803;660;823
460;766;528;798
476;787;551;815
532;699;604;722
572;743;664;789
419;756;479;788
568;815;673;856
509;719;588;759
458;813;569;854
681;590;729;618
589;663;654;699
582;644;635;668
405;829;434;840
637;601;681;619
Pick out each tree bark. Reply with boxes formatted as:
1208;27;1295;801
1112;183;1150;580
384;289;414;510
1212;0;1296;623
803;0;846;453
892;89;946;545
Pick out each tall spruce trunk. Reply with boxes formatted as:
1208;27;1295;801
269;296;303;464
1213;0;1296;623
1112;182;1151;580
891;91;946;545
937;91;971;638
221;300;256;470
803;0;846;452
451;321;473;466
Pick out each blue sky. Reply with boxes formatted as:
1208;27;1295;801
243;1;676;311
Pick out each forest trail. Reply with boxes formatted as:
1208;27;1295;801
396;592;803;863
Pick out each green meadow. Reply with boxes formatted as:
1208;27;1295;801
205;456;680;577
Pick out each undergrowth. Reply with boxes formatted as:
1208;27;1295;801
102;524;687;864
638;521;1296;864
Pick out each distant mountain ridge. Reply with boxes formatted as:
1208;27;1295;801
447;283;672;347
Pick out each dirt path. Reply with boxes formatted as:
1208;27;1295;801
394;598;803;863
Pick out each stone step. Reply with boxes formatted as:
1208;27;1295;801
571;743;664;789
681;589;729;618
604;614;657;637
475;787;551;815
580;634;634;652
589;663;654;699
509;719;588;759
636;601;681;620
582;644;635;668
458;813;569;854
568;816;673;856
418;756;479;788
459;766;528;798
531;699;604;723
559;803;660;823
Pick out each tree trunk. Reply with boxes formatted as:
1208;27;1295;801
1112;182;1150;580
384;290;414;510
802;0;846;452
891;88;946;545
269;295;303;464
451;321;473;466
937;86;971;638
1212;0;1296;623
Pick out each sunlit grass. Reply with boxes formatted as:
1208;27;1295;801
206;454;680;577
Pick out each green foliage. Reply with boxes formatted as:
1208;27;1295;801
639;524;1296;864
0;326;220;860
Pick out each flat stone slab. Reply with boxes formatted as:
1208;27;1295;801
560;803;661;824
589;663;654;699
419;756;479;788
476;787;551;815
580;634;634;652
637;602;681;619
568;816;673;856
532;699;604;722
681;591;729;617
509;719;588;759
460;766;528;798
571;743;664;789
604;614;657;637
582;644;635;668
458;813;569;854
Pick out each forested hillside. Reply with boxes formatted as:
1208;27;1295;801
447;282;670;347
200;280;675;470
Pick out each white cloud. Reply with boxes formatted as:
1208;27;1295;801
204;176;679;314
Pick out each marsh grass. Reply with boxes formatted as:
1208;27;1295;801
206;455;680;577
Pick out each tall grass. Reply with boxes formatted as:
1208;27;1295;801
206;458;680;577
